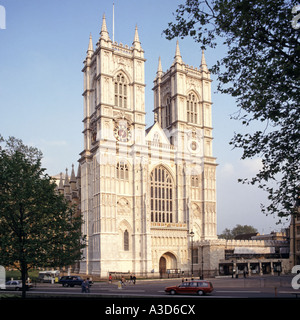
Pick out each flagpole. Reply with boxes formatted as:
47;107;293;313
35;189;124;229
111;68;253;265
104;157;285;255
113;2;115;43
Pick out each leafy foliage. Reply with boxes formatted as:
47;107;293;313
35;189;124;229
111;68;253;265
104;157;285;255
218;224;258;240
0;136;85;297
164;0;300;220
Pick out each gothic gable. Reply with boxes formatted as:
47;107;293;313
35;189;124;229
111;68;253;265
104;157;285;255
145;122;170;145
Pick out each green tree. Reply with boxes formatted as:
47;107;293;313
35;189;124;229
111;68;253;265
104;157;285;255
219;224;258;239
0;136;85;298
164;0;300;221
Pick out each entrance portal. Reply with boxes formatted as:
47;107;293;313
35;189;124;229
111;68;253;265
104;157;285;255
159;256;166;274
159;252;177;277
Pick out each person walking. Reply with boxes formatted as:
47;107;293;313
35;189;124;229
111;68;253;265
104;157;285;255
86;278;91;293
81;279;87;293
243;267;248;278
129;274;133;285
121;276;126;287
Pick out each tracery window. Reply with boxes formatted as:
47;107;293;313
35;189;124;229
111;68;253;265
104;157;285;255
191;175;199;187
187;93;198;124
165;96;171;127
114;73;127;108
150;166;174;223
124;229;129;251
116;161;129;180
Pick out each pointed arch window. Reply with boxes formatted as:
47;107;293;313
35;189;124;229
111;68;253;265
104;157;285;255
124;229;129;251
165;96;171;127
116;161;129;180
115;73;127;108
187;93;198;124
150;166;174;223
191;175;199;187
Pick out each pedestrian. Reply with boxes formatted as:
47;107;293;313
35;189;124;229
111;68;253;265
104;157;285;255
109;274;112;284
243;267;247;278
132;275;136;285
121;276;125;287
86;277;90;293
81;279;87;293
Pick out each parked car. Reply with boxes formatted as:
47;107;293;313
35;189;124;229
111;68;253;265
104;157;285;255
58;276;93;287
1;280;33;291
165;280;214;296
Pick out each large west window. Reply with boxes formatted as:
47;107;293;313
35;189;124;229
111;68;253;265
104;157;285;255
150;166;174;223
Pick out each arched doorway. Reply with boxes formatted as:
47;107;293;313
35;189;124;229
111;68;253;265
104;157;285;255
159;256;167;275
159;252;177;277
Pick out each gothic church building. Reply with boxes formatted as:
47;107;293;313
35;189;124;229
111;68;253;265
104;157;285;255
79;15;217;277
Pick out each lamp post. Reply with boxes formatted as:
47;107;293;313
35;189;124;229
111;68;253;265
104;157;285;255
293;195;300;266
189;230;194;279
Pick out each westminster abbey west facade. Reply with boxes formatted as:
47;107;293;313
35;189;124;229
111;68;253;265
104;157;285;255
79;15;217;277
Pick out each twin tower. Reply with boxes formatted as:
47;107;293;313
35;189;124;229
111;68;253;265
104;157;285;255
79;15;217;277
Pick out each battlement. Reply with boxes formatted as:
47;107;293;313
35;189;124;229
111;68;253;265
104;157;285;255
196;238;289;248
112;42;133;55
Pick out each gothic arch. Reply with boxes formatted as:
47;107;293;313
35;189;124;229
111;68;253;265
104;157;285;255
162;92;171;105
91;77;97;113
117;197;131;216
149;163;175;181
186;89;201;101
118;219;132;233
150;165;176;223
162;93;172;127
118;219;132;252
116;161;130;181
193;221;202;240
186;91;200;124
159;251;178;275
191;203;202;218
113;68;132;84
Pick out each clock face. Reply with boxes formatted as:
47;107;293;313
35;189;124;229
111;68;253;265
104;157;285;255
114;121;131;142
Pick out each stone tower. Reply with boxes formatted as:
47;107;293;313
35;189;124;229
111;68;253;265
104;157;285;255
152;43;217;241
79;15;151;276
79;15;217;278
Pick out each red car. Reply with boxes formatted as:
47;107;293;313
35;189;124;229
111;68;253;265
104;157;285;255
165;280;214;296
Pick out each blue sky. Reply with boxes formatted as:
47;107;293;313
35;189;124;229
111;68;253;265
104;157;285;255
0;0;288;233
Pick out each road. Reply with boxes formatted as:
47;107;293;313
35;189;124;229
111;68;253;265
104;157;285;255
3;275;299;299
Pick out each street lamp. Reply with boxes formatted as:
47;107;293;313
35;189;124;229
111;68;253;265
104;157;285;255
189;230;195;279
293;195;300;265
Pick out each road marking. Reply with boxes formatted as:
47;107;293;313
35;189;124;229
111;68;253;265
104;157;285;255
110;289;146;292
216;290;261;293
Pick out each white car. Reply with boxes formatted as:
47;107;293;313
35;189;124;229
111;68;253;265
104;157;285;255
2;280;32;291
